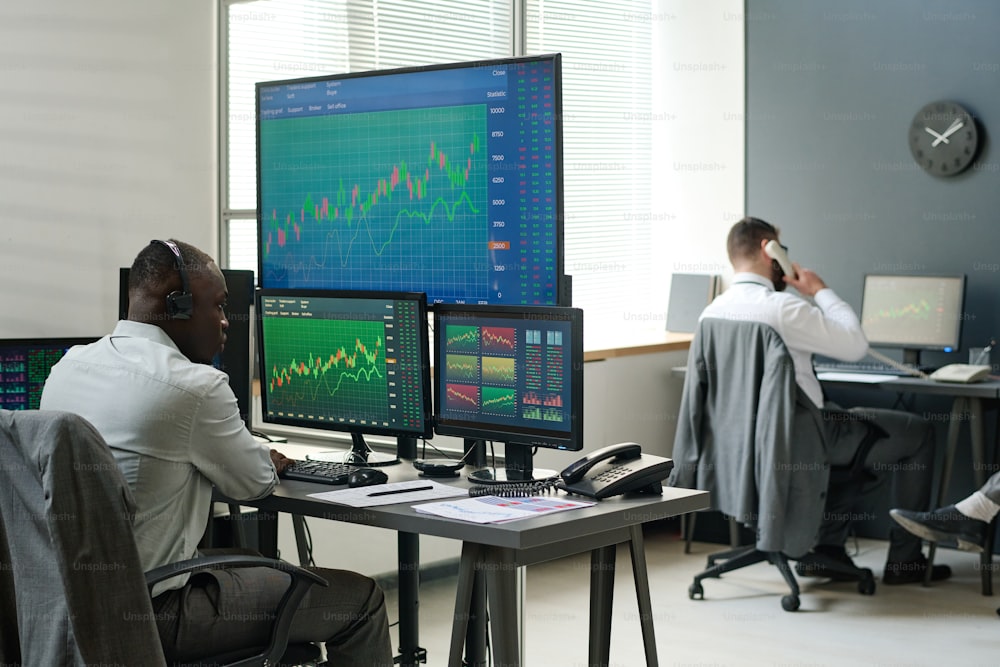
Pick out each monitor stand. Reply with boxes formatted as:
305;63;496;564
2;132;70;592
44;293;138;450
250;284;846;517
308;433;400;467
467;442;557;484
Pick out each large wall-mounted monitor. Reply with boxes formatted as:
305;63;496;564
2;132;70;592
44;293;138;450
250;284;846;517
257;288;432;465
860;274;966;366
433;304;583;481
256;53;566;306
0;338;98;410
120;268;256;427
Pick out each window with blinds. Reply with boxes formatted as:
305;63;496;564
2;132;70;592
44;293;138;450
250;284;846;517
222;0;666;345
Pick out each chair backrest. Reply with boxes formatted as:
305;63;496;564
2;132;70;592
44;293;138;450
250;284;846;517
0;410;166;667
670;317;829;557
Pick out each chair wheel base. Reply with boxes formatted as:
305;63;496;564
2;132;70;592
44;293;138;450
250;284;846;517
688;582;704;600
781;594;800;612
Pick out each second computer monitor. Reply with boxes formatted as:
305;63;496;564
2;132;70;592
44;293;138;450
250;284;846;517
860;274;965;365
433;304;583;480
257;289;432;464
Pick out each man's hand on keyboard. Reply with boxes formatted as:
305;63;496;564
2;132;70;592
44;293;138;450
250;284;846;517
270;449;294;474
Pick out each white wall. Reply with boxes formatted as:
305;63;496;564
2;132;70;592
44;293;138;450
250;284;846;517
0;0;217;338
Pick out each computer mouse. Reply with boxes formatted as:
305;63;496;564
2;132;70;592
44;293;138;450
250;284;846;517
348;467;389;488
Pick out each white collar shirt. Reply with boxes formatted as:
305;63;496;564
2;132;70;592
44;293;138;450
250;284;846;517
40;320;276;595
700;272;870;408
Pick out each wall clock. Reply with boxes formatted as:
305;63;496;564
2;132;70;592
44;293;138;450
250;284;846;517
908;100;980;177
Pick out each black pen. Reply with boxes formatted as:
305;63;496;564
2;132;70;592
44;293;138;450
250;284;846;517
367;485;434;497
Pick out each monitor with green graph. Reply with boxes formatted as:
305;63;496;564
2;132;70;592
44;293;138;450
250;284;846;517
860;274;966;367
256;288;432;465
255;53;567;306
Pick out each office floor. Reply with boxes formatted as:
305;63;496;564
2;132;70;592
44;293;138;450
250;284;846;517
382;522;999;666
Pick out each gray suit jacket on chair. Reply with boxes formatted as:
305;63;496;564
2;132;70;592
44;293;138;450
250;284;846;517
670;318;829;558
0;410;166;667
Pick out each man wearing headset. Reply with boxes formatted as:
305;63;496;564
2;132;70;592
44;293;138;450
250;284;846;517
41;240;392;666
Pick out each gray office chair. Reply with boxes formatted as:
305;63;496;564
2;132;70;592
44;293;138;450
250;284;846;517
0;409;327;667
670;318;877;611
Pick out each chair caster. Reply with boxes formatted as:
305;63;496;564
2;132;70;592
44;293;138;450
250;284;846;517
781;594;800;612
688;582;704;600
858;571;876;596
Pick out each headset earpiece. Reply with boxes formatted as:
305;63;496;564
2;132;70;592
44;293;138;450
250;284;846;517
151;239;193;320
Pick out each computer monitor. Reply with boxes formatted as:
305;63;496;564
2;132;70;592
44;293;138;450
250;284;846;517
120;268;256;427
256;288;432;465
0;338;98;410
433;304;583;482
859;274;966;366
256;53;567;306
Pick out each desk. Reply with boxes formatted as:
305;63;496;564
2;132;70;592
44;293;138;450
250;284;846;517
219;460;708;666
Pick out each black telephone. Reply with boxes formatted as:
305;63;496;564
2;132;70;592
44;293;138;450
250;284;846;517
557;442;674;500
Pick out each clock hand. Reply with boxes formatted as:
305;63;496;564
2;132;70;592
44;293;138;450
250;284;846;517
924;126;946;143
932;119;965;147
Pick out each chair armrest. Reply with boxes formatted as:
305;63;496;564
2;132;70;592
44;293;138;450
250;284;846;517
146;555;328;666
145;554;328;589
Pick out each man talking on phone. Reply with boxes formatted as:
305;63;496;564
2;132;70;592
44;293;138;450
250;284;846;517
694;217;946;585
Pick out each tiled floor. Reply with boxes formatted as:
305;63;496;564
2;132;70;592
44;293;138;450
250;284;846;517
384;522;999;666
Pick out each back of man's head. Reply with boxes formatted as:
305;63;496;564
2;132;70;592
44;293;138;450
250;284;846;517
128;240;214;319
727;216;779;266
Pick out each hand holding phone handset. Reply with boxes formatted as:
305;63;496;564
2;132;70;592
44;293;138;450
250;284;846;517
557;442;674;500
764;240;797;280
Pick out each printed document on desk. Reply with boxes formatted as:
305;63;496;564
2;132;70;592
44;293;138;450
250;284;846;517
308;480;469;507
414;495;595;524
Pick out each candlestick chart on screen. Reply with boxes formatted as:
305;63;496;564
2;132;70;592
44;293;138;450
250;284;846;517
260;105;488;299
263;316;388;422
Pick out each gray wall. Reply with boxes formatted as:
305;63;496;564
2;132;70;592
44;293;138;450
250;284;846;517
747;0;998;371
747;0;999;518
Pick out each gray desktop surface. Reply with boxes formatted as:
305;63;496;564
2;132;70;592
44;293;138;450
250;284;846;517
245;463;709;551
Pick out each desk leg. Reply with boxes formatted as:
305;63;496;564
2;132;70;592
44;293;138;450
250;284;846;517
449;542;482;667
465;572;488;666
484;547;520;667
628;525;659;667
588;544;616;666
397;531;423;667
257;509;279;559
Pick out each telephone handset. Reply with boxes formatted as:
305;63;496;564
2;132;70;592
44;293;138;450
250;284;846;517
557;442;674;500
764;240;797;280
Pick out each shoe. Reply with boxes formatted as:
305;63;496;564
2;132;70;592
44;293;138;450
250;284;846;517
882;555;952;585
795;545;863;582
889;506;987;553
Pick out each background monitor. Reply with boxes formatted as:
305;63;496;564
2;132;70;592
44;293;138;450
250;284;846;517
433;304;583;481
120;268;256;427
0;338;98;410
860;274;966;366
257;288;432;465
256;53;567;306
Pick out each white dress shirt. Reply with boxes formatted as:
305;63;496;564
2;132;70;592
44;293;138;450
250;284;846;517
700;272;870;408
40;320;276;595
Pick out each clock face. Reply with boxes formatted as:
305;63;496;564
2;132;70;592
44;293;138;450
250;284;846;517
909;101;979;177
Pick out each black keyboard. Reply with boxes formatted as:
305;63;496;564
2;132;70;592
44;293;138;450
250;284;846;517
280;459;352;485
813;361;923;376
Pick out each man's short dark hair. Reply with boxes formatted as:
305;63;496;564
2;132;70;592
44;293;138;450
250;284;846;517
128;239;215;295
727;216;779;264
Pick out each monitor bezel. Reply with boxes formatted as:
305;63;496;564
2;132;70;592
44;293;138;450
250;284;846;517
254;53;567;306
859;273;967;353
255;287;434;440
432;303;584;452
